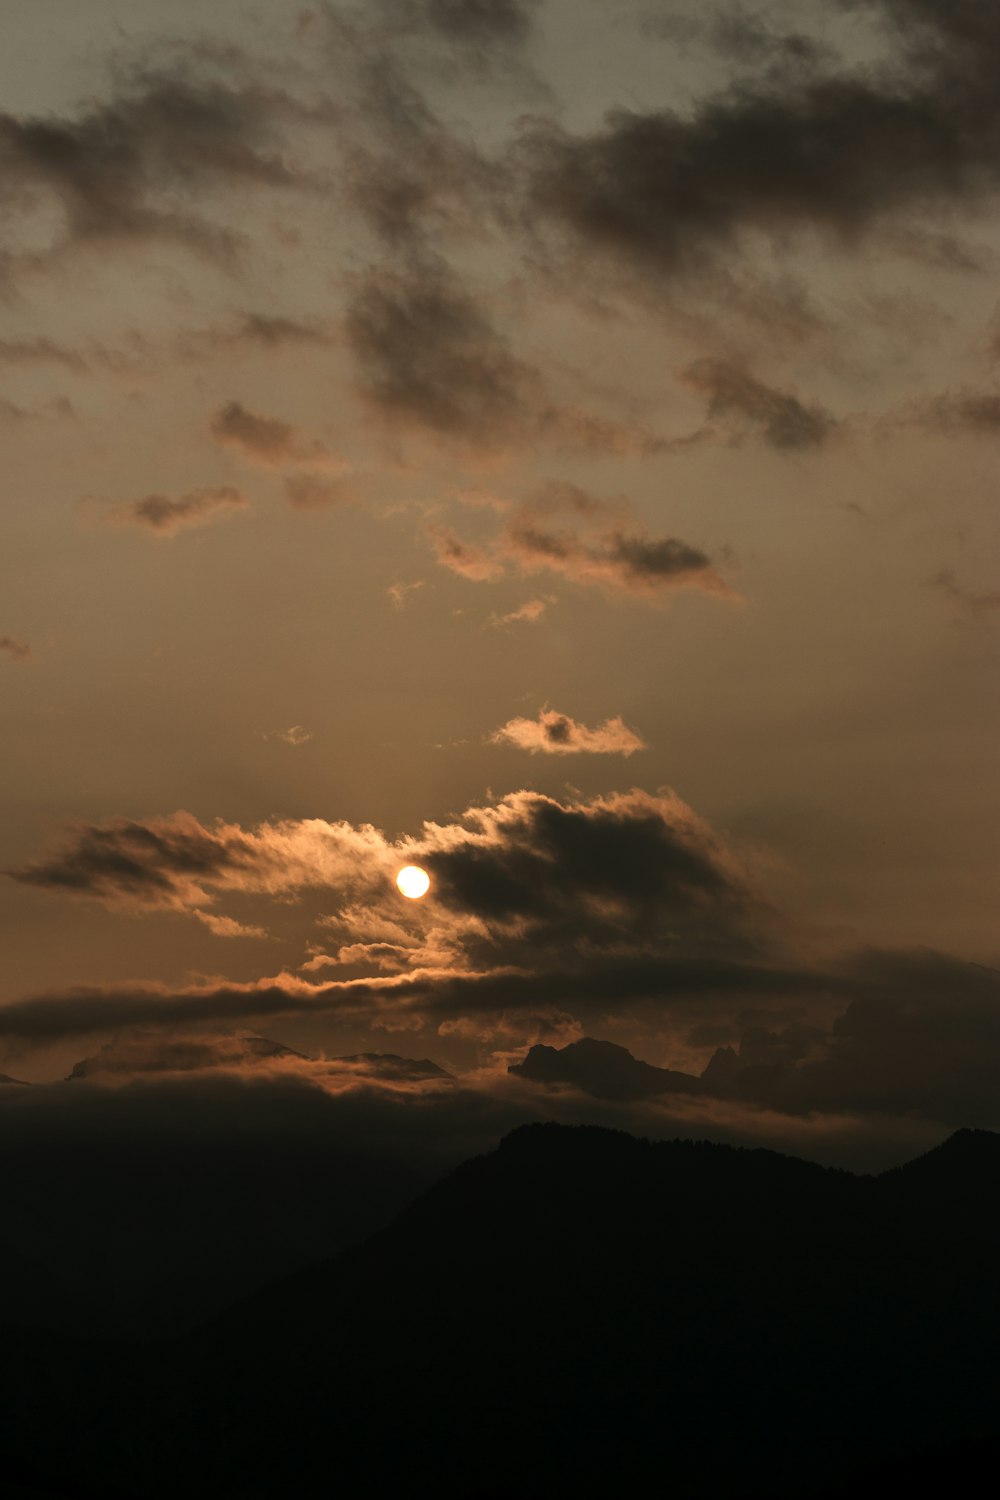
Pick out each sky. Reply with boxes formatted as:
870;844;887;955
1;0;999;1169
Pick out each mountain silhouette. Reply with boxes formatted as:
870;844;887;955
0;1048;456;1337
510;1035;705;1098
2;1121;999;1499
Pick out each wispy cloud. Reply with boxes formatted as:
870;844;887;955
210;401;341;471
106;485;249;537
932;569;1000;620
0;635;31;662
489;598;548;626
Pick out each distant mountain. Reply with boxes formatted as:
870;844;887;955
510;1035;704;1098
66;1031;308;1079
0;1074;28;1086
0;1052;452;1337
3;1122;999;1500
331;1052;451;1082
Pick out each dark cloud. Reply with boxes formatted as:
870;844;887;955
907;388;1000;436
210;401;337;469
345;263;536;439
0;336;89;371
0;635;31;662
683;358;837;449
518;0;1000;278
344;48;500;249
716;949;1000;1128
108;484;248;536
705;6;835;69
10;811;256;909
382;0;539;47
418;787;761;965
230;313;336;348
0;74;306;264
489;708;647;756
501;517;734;598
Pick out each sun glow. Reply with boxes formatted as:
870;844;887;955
396;864;430;900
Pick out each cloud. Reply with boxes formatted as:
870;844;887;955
905;388;1000;437
0;336;89;372
9;787;752;935
501;519;734;598
432;482;735;601
263;725;313;746
490;708;647;756
387;579;426;609
431;527;503;581
683;358;837;449
210;401;340;471
194;912;268;939
66;1030;306;1080
10;811;259;911
518;0;1000;278
6;785;779;1044
0;635;31;662
381;0;539;48
712;949;1000;1129
489;598;548;626
931;569;1000;621
0;72;308;266
283;473;355;508
19;787;998;1138
224;313;337;349
108;485;248;536
345;263;536;440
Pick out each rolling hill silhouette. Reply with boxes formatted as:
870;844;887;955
2;1121;999;1498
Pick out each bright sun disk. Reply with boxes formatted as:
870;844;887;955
396;864;430;899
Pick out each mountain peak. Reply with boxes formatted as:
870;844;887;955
883;1126;1000;1181
509;1035;702;1100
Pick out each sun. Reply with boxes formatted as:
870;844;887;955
396;864;430;900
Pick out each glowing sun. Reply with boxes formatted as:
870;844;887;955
396;865;430;900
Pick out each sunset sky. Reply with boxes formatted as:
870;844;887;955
2;0;999;1168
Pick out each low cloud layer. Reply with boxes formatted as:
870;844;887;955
490;708;647;756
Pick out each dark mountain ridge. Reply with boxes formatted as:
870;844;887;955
2;1121;1000;1499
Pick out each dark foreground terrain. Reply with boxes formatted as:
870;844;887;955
2;1122;999;1499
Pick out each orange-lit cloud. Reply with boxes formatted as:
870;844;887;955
490;708;647;756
